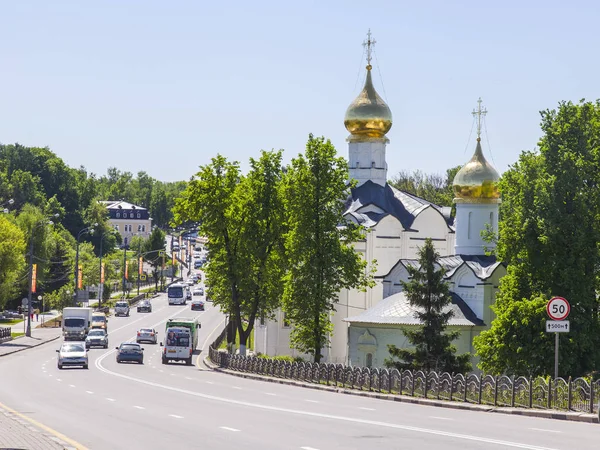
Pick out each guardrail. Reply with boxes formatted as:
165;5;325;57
208;344;600;414
0;327;11;341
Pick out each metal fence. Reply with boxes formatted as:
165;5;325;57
0;327;11;341
208;342;600;414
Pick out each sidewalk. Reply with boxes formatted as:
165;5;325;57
3;311;59;334
0;403;78;449
0;327;62;357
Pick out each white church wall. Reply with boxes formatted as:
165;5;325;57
381;262;409;298
405;207;453;258
449;265;485;320
454;202;499;255
348;140;387;187
370;215;404;276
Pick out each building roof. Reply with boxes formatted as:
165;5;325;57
344;291;484;327
343;181;453;230
379;254;504;281
102;200;147;211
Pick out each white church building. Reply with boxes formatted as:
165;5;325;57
253;33;506;367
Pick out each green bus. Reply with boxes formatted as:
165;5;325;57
165;317;201;350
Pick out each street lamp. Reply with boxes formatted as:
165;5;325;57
38;295;43;326
98;230;111;307
74;223;97;305
26;216;57;337
1;198;14;214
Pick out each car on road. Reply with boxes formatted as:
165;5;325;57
115;343;144;364
57;342;89;369
136;300;152;313
190;299;205;311
193;287;204;296
85;329;109;349
136;328;158;344
185;279;194;286
114;301;130;317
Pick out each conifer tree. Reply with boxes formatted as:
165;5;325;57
385;238;471;373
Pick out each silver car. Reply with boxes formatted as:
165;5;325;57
136;328;157;344
56;342;89;369
85;329;109;349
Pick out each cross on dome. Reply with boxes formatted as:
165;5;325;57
362;29;376;68
472;97;488;141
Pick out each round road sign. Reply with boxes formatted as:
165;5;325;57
547;296;570;321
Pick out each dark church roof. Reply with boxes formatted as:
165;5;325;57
343;181;453;230
382;254;504;281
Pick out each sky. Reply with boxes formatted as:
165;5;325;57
1;1;599;182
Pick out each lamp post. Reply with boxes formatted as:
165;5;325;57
122;245;127;297
26;217;56;337
98;231;110;307
74;224;97;305
1;198;14;214
38;295;43;326
137;237;142;296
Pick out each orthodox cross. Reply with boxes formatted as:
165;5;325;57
472;97;488;140
363;29;376;67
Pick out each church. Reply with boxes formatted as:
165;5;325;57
253;32;506;367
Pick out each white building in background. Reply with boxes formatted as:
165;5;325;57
101;200;152;245
254;33;505;366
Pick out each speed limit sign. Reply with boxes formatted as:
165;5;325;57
547;297;570;321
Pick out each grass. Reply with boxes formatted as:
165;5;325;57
0;318;24;325
11;332;24;338
218;327;254;351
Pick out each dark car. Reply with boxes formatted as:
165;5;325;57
115;343;144;364
137;300;152;313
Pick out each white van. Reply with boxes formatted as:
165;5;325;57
114;301;130;317
161;327;192;365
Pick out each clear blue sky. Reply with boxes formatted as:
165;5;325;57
1;1;598;182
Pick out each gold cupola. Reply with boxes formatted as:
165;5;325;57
453;98;500;202
344;31;392;142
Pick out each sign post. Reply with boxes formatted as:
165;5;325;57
546;296;570;379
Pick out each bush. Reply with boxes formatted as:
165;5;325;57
257;354;304;363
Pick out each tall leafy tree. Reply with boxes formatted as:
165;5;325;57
389;166;461;208
385;238;471;373
0;215;26;308
474;100;600;377
143;227;166;291
282;135;371;363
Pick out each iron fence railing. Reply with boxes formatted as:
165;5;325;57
208;329;599;414
0;327;11;341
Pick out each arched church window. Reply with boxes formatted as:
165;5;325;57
366;353;373;368
489;211;494;226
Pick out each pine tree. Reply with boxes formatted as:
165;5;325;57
385;238;471;373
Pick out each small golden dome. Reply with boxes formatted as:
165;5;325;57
344;67;392;141
453;139;500;202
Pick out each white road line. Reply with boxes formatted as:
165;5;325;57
300;447;319;450
86;391;94;394
305;400;319;403
69;385;76;388
170;373;176;376
169;414;184;419
133;406;145;410
48;374;52;377
530;428;561;434
220;426;240;432
185;377;193;380
359;407;375;411
159;370;164;373
205;381;214;384
232;386;242;390
265;393;276;396
56;378;62;382
96;349;560;450
430;416;453;421
106;398;116;402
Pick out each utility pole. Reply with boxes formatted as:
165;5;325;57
122;245;127;296
137;237;142;296
26;228;35;337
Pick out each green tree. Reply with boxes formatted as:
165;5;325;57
385;238;472;373
389;166;461;208
143;227;166;291
282;135;371;363
474;100;600;377
0;215;26;308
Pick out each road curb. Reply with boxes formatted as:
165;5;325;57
0;333;61;358
204;358;599;424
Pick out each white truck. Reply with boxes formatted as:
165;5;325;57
62;307;93;341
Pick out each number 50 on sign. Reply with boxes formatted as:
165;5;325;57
547;296;570;321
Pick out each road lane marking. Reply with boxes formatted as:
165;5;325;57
359;407;375;411
86;391;94;394
106;398;116;402
205;381;214;384
530;428;561;433
0;400;88;450
56;379;62;382
266;393;276;396
300;447;319;450
185;377;193;380
430;416;453;421
133;406;145;409
196;316;227;369
305;400;319;403
232;386;242;390
96;350;560;450
159;370;164;373
220;426;240;432
69;385;76;388
169;414;184;419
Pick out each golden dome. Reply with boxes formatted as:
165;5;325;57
453;139;500;202
344;66;392;141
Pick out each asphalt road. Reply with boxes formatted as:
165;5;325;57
0;279;597;449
